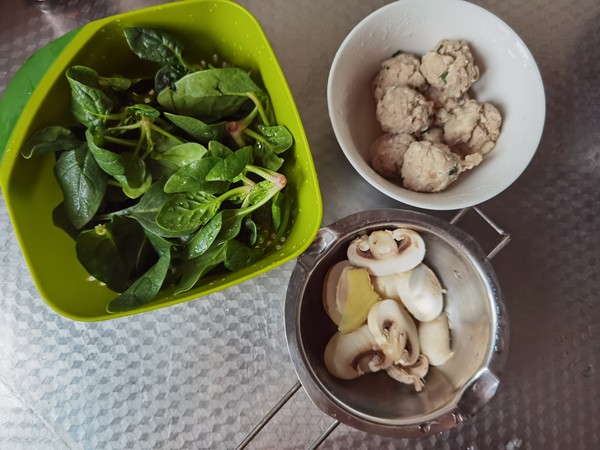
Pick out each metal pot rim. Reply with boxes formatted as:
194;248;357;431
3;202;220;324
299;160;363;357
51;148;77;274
284;208;509;438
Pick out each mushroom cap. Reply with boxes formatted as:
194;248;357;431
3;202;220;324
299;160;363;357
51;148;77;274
372;263;444;323
418;313;453;366
322;260;353;325
347;228;426;276
324;324;392;380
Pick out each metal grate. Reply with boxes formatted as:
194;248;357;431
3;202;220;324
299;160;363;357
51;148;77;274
236;207;511;450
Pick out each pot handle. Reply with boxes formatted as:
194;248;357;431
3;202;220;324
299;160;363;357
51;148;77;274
297;226;341;271
456;368;501;419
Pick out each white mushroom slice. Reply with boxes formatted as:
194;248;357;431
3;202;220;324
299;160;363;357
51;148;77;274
386;354;430;392
322;260;353;325
418;313;453;366
367;299;410;362
324;324;392;380
372;263;444;322
347;229;425;276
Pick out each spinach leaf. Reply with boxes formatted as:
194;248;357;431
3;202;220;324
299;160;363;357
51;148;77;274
114;179;188;238
126;104;161;119
157;68;267;120
164;112;226;142
252;145;284;171
156;191;220;233
243;217;258;246
124;27;185;67
106;230;172;313
54;144;107;229
153;142;207;168
66;66;113;128
75;217;146;292
271;191;284;232
175;242;227;294
21;126;82;159
185;211;224;259
86;129;151;199
164;157;230;194
99;75;132;91
155;63;188;93
224;240;263;272
248;180;275;206
255;125;293;154
208;140;233;158
216;209;245;242
206;146;253;182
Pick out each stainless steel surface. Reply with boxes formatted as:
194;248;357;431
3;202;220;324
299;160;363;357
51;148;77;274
0;0;598;449
284;209;507;438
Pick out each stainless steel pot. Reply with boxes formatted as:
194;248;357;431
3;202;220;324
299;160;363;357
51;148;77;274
284;209;508;438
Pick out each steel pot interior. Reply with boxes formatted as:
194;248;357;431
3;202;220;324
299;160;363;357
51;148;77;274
285;209;508;437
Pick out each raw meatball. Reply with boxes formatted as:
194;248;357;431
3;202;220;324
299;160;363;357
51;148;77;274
419;127;445;144
372;53;427;102
420;40;479;98
423;86;469;126
368;133;415;179
376;86;433;134
444;99;502;155
401;141;482;192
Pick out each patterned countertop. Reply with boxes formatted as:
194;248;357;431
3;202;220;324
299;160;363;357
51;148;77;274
0;0;598;449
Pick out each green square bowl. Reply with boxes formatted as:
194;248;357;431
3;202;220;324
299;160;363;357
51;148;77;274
0;0;322;321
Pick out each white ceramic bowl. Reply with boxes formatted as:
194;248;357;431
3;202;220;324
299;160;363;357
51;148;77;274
327;0;545;210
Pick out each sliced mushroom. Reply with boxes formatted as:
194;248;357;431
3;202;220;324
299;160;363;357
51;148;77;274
386;354;429;391
347;228;426;276
372;263;444;322
367;299;409;362
322;260;353;325
324;324;392;380
418;313;453;366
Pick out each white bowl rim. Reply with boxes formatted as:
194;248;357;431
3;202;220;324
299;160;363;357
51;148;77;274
327;0;546;210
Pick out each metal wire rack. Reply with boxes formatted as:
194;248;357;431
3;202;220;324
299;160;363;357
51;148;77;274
236;206;511;450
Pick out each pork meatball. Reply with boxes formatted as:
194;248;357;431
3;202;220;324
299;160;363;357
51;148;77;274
419;127;445;144
420;40;479;98
401;141;482;192
368;133;415;179
376;86;433;134
372;53;427;102
424;86;469;126
443;99;502;155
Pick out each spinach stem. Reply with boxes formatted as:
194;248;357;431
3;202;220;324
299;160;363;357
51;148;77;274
132;125;146;160
217;185;252;204
246;164;287;186
104;136;138;148
245;92;270;126
142;121;155;159
234;182;284;218
240;175;256;186
108;122;143;132
237;107;259;131
103;113;126;121
231;130;246;148
150;124;185;144
241;128;264;143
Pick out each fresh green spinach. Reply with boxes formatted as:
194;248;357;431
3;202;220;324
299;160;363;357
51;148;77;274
22;27;295;312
